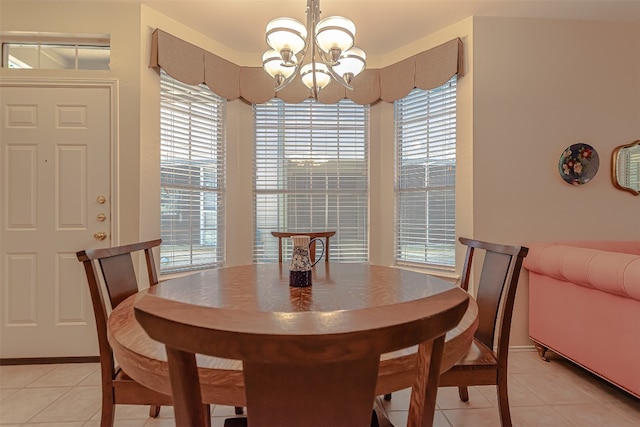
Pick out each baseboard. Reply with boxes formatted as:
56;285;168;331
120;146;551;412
509;345;537;352
0;356;99;366
1;347;537;365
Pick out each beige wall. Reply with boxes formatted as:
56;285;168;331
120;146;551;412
2;1;638;347
473;17;640;346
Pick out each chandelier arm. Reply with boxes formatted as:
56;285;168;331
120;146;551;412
326;64;355;90
273;0;315;92
273;46;307;91
315;49;332;65
310;0;319;30
273;65;299;91
310;58;319;98
310;0;319;98
313;47;355;90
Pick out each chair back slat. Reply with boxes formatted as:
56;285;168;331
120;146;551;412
98;254;139;308
458;237;529;353
271;231;335;263
474;251;512;349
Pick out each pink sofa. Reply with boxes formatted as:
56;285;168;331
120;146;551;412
524;241;640;398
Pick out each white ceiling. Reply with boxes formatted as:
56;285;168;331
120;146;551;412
138;0;640;56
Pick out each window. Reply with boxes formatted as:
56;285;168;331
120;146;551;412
2;35;110;70
395;77;457;270
160;70;226;273
254;99;369;262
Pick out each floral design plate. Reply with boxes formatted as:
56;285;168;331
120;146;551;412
558;143;599;185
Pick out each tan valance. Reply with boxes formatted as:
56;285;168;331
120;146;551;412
150;29;463;104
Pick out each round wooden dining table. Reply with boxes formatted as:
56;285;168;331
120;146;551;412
107;262;478;407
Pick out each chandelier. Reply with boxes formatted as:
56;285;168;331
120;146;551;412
262;0;366;98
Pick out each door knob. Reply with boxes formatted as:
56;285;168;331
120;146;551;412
97;195;107;204
93;232;107;241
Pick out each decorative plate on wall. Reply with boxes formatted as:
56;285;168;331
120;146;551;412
558;143;599;185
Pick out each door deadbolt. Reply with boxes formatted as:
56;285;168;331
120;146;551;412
96;213;107;222
96;195;107;204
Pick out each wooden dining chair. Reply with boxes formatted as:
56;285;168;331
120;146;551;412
76;239;211;427
134;286;470;427
437;237;529;427
271;230;336;263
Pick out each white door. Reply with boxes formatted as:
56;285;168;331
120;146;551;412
0;82;114;358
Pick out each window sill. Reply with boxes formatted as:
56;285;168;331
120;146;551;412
393;262;459;284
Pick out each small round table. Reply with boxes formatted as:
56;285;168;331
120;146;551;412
107;263;478;406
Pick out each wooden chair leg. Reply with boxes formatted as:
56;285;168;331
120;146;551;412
204;403;212;427
234;406;244;415
100;394;115;427
496;375;512;427
371;409;380;427
458;386;469;402
149;405;161;417
223;418;248;427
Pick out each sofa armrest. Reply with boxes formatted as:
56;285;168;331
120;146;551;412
524;243;640;302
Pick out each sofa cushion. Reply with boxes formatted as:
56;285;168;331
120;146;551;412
524;243;640;302
555;240;640;255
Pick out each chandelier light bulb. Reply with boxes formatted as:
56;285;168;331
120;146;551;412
332;47;366;83
300;62;331;90
263;49;297;83
266;17;307;60
315;16;355;61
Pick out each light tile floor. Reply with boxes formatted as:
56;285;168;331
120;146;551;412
1;350;638;426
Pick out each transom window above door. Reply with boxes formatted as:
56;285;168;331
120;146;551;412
1;33;110;70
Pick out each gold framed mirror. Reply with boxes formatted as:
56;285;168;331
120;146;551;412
611;139;640;196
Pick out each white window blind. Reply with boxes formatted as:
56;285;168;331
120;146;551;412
254;99;369;263
160;70;226;273
395;77;457;270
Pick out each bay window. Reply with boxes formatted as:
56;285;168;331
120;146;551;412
254;99;369;263
160;70;226;273
395;76;457;270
